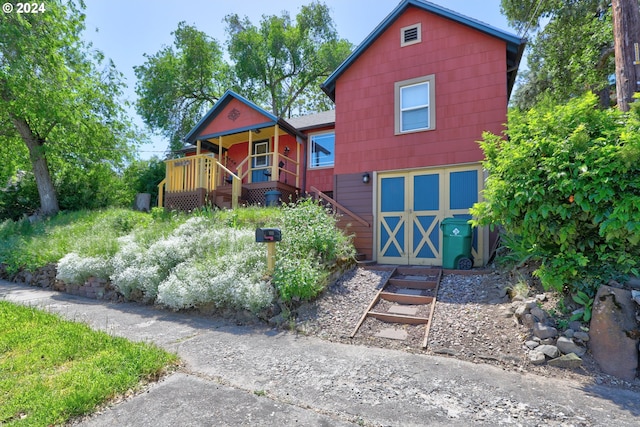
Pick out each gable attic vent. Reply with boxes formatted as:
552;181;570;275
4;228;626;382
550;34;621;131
401;23;421;47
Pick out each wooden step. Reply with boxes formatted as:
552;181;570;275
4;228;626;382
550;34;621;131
388;278;437;289
395;266;441;277
368;311;430;325
379;291;433;305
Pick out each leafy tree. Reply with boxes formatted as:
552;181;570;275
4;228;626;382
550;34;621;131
0;0;137;216
225;1;352;117
122;157;166;207
134;22;231;153
472;93;640;295
502;0;615;109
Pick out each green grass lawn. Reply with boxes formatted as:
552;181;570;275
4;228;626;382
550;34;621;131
0;301;178;426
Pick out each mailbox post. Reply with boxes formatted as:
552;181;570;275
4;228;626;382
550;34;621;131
255;228;282;274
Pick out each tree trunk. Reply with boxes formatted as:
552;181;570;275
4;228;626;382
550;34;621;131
612;0;640;112
11;117;60;216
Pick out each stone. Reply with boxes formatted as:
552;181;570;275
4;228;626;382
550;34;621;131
499;308;514;318
556;336;586;357
573;331;590;342
375;328;408;340
548;353;583;369
632;290;640;306
268;313;287;326
532;322;558;340
524;299;538;310
540;338;556;345
568;321;583;331
403;275;428;281
589;285;639;382
564;329;575;338
626;276;640;290
387;305;418;316
134;193;151;212
514;304;528;318
530;307;547;322
525;340;539;349
536;293;547;302
396;288;423;296
522;313;535;329
537;344;560;358
529;350;546;365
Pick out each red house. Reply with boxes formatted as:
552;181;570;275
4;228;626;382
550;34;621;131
158;0;525;267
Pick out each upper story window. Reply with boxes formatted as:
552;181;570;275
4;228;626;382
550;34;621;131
401;23;421;47
309;131;335;168
394;74;436;134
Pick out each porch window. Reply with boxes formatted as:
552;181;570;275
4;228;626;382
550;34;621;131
309;131;335;168
394;74;436;134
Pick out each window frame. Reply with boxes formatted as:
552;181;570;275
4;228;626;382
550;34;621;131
400;23;422;47
308;130;335;169
394;74;436;135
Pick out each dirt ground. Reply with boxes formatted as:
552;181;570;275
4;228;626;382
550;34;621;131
295;266;640;393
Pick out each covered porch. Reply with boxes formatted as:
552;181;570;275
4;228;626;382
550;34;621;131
158;121;303;211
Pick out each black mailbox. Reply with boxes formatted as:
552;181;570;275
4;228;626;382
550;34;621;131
255;228;282;242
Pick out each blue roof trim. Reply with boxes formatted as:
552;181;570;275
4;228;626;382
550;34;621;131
321;0;525;100
184;89;279;143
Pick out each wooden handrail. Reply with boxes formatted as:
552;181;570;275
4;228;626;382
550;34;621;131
216;162;241;209
157;178;166;208
310;186;370;228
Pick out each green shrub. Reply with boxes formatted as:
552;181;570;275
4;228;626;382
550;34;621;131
272;198;355;302
472;93;640;295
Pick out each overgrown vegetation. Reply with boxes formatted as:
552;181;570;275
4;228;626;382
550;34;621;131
0;158;166;221
472;93;640;298
0;301;177;426
1;199;354;313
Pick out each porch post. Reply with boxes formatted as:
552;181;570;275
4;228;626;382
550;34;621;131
248;130;253;184
196;139;201;155
296;140;301;188
196;140;202;188
272;124;279;180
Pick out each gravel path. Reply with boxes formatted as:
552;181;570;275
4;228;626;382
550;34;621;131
296;266;640;391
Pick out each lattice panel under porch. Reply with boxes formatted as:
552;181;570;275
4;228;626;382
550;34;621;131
165;189;206;212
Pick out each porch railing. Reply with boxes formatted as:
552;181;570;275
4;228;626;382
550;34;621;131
236;152;300;187
310;186;370;228
159;154;241;208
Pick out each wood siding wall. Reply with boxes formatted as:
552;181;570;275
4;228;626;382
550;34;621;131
200;98;272;136
333;6;508;176
334;173;374;260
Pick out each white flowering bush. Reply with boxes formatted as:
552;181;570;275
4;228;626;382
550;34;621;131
157;229;273;312
107;217;274;311
56;253;112;285
46;202;353;313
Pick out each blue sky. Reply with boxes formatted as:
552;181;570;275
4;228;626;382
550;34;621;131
82;0;518;159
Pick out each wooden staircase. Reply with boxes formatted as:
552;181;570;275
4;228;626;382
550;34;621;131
212;185;246;209
352;266;442;348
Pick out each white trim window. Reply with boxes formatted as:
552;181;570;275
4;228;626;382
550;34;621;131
309;131;335;168
394;74;436;134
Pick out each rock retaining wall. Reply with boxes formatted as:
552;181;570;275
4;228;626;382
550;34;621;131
0;263;123;302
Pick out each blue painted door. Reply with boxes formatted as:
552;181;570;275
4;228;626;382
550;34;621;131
409;173;442;264
377;166;483;266
251;140;270;183
378;175;408;263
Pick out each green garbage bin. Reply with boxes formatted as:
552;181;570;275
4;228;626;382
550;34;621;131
441;218;473;270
